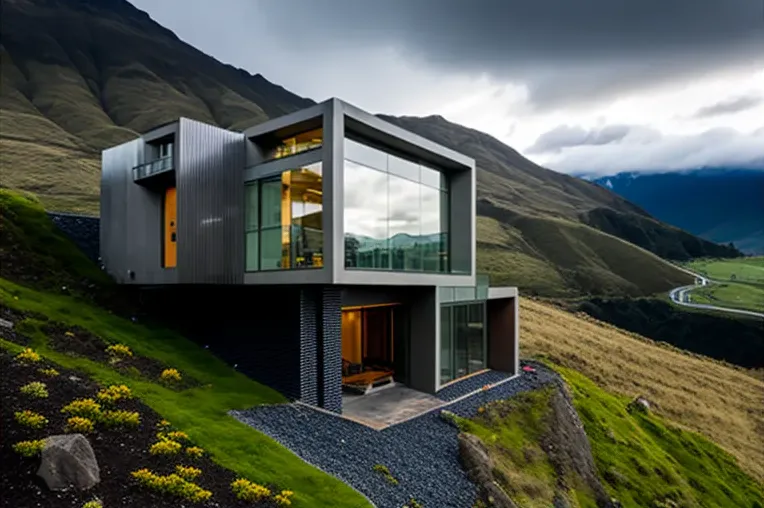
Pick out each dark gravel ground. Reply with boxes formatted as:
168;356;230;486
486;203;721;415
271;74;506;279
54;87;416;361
232;362;558;508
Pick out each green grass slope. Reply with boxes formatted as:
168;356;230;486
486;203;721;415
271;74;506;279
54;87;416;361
560;365;764;508
457;365;764;508
0;189;370;508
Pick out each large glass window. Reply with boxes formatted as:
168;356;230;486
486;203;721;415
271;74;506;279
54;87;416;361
244;162;323;271
266;128;322;161
440;302;486;384
343;138;449;273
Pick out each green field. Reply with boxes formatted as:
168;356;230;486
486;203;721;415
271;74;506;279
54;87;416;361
683;257;764;313
685;257;764;284
690;282;764;313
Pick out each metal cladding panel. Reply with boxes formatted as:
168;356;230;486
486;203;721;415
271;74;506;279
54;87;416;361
100;140;140;283
177;119;246;284
125;176;173;284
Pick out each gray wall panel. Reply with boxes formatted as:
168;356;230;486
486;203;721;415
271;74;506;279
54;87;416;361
177;119;245;284
100;140;139;283
408;287;438;393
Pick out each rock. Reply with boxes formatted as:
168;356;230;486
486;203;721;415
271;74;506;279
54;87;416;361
0;318;13;329
458;433;518;508
37;434;100;491
627;396;651;414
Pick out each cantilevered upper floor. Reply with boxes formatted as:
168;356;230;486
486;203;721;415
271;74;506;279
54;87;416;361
100;98;476;287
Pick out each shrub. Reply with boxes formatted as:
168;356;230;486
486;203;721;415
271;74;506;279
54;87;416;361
149;439;182;456
38;367;60;377
274;490;295;506
161;430;190;442
65;416;95;434
14;410;48;429
20;381;48;398
105;344;132;358
82;499;103;508
131;468;212;503
13;439;46;457
403;498;424;508
61;398;102;419
160;368;182;383
372;463;398;485
96;384;132;404
185;446;204;459
16;348;41;364
157;419;171;429
101;409;141;429
231;478;271;502
175;465;202;481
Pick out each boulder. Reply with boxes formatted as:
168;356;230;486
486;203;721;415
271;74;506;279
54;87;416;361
37;434;100;491
458;433;518;508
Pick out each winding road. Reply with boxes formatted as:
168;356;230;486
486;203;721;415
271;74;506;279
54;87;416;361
668;269;764;319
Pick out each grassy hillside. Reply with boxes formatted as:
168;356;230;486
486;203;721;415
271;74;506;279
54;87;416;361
2;187;762;505
520;298;764;483
457;368;764;508
0;189;370;507
575;297;764;368
0;0;738;299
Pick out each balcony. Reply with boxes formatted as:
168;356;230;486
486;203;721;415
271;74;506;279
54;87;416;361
133;155;174;183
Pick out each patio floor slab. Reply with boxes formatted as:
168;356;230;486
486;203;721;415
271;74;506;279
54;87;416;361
341;383;444;429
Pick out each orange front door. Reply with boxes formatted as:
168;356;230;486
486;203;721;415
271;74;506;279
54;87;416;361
164;187;177;268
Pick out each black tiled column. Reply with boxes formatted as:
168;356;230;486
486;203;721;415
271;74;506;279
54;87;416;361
320;287;343;413
298;290;319;406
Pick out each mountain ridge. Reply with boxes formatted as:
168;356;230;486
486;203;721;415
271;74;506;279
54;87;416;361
0;0;739;298
589;168;764;254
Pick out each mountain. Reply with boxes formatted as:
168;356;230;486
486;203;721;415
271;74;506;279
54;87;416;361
589;169;764;255
0;0;739;298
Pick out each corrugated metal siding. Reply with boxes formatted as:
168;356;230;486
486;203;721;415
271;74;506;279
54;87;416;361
177;119;245;284
126;174;172;284
100;140;139;283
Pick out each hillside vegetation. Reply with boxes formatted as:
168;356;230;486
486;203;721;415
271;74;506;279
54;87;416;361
520;298;764;483
2;187;763;506
457;368;764;508
1;0;739;299
0;189;370;507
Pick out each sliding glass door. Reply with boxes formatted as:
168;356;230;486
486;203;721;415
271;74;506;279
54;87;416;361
440;302;486;385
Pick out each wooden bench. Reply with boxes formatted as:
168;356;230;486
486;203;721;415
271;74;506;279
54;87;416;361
342;370;394;395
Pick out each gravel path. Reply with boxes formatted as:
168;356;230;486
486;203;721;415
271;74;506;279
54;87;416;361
436;370;514;402
231;363;557;508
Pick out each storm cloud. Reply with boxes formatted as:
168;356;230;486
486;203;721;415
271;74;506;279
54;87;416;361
245;0;764;109
693;94;764;119
526;124;660;154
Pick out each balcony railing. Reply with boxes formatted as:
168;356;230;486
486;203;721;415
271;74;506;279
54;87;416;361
133;155;174;181
439;273;490;303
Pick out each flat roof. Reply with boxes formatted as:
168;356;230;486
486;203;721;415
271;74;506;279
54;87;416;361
243;98;475;172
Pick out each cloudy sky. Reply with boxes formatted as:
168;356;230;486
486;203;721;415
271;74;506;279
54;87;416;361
132;0;764;176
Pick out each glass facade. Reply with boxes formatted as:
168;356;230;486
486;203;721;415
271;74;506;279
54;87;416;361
244;162;323;271
440;302;486;384
343;138;449;273
265;128;322;161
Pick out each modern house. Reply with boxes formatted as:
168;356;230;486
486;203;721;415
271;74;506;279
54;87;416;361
100;98;519;413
